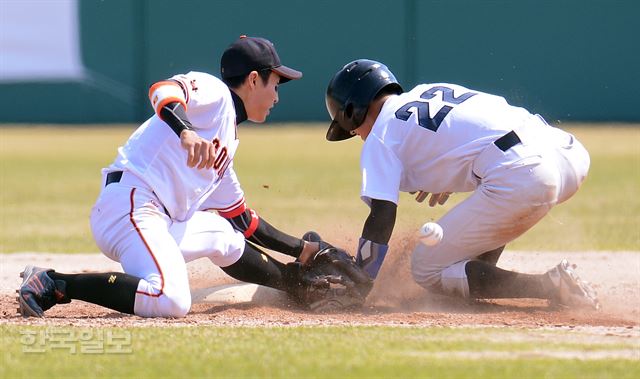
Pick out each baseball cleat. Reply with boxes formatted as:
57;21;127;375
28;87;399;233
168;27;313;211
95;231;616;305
545;260;601;310
17;265;69;317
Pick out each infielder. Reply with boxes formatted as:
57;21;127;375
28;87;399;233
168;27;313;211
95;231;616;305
17;36;370;318
323;59;599;309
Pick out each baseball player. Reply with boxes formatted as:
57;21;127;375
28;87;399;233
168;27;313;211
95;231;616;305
17;36;369;318
323;59;600;309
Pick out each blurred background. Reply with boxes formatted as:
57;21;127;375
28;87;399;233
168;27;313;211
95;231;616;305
1;0;639;124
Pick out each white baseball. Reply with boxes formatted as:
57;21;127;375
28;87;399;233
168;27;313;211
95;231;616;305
418;222;443;246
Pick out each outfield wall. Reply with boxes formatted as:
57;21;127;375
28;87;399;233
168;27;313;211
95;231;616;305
1;0;638;123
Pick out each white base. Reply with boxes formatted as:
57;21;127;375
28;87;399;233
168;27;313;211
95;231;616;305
191;283;289;306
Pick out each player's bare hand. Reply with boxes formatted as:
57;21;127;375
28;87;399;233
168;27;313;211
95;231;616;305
180;130;216;169
413;191;452;207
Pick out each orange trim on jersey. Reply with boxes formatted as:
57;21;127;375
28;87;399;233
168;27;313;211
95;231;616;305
148;80;180;99
149;80;188;115
218;198;246;218
243;209;260;238
129;188;165;298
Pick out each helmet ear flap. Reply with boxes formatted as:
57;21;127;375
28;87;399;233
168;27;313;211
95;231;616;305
344;103;354;119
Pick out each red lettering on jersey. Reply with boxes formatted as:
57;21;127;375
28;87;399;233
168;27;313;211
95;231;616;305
210;137;231;179
213;147;228;170
218;157;232;178
212;138;220;153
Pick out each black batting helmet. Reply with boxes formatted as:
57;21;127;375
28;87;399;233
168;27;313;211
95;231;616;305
325;59;403;141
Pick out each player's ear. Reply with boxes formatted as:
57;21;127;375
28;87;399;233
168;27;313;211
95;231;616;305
246;71;259;89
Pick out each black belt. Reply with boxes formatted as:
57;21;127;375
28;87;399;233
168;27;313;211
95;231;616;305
494;130;521;152
105;171;123;186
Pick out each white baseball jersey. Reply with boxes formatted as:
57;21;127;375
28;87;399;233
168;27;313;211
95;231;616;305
360;83;536;205
105;71;245;222
367;83;591;299
91;71;250;317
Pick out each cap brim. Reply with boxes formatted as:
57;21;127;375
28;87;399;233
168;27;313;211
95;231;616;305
326;120;355;141
272;65;302;84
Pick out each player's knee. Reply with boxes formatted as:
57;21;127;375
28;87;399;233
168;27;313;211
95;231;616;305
411;250;470;298
208;232;244;267
439;261;471;298
167;295;191;318
159;290;191;318
144;277;191;318
410;251;441;290
412;271;442;293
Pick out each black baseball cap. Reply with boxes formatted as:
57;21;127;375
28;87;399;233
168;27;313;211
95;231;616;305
220;35;302;83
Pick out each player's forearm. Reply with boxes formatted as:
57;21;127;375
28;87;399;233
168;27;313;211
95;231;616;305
227;209;306;258
159;102;194;137
249;217;306;257
357;199;397;279
362;199;396;244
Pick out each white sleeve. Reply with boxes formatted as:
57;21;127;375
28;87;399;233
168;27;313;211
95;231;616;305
360;136;403;206
169;72;228;130
169;73;196;106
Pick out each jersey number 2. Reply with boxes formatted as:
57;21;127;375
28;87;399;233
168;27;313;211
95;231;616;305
394;86;476;132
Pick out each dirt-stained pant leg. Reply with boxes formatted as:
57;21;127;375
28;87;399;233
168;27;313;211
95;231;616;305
91;183;191;318
411;128;590;298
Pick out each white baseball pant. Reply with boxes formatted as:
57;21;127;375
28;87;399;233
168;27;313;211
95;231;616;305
90;172;245;317
411;121;590;297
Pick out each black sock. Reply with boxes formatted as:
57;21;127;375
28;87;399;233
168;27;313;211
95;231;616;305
221;242;289;291
465;260;549;299
48;272;140;314
476;245;505;266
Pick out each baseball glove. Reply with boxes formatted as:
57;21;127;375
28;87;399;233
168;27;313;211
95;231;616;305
285;244;373;312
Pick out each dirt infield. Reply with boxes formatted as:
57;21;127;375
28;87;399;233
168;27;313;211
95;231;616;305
2;238;639;330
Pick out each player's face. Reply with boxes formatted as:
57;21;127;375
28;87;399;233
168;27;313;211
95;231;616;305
246;71;280;123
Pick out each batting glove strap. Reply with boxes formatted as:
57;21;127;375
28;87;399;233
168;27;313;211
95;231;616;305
356;238;388;279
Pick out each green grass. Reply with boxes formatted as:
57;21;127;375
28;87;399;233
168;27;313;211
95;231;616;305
0;124;638;252
2;124;637;379
1;325;638;379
